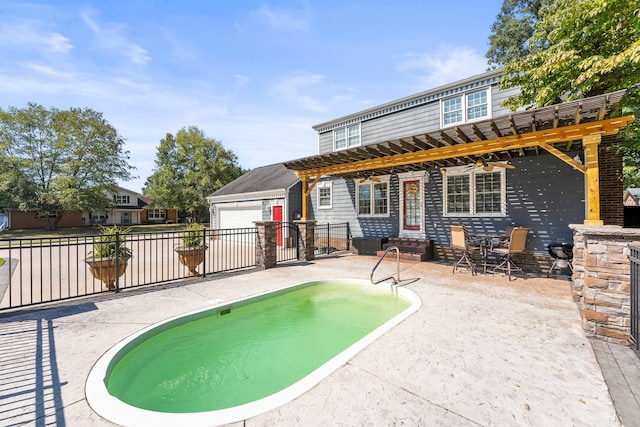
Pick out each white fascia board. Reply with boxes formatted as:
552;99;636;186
207;189;287;204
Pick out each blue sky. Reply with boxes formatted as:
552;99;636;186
0;0;504;192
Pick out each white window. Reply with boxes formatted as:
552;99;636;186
317;182;332;209
357;180;389;217
334;124;361;150
441;88;490;127
148;209;166;220
443;166;506;216
114;194;130;204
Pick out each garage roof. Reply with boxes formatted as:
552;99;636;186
209;163;299;198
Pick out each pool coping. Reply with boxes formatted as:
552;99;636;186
85;278;422;427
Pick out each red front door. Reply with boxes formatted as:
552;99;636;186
403;180;420;230
273;206;283;246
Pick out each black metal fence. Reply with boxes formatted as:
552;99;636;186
630;245;640;358
314;222;351;255
0;227;257;311
276;222;299;263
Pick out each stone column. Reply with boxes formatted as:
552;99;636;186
295;220;316;261
569;224;640;344
254;221;277;269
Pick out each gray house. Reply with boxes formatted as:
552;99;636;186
207;163;302;229
283;69;632;256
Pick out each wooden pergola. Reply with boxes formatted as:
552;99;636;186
284;90;635;225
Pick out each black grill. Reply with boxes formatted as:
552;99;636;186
547;242;574;276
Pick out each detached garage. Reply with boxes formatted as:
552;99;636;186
207;163;301;230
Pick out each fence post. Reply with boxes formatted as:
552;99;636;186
202;227;207;277
114;231;120;293
254;221;277;269
295;220;316;261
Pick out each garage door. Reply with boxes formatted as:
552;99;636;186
218;206;262;229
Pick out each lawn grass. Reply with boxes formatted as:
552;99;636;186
0;224;196;240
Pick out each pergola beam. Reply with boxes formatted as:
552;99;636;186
295;116;633;180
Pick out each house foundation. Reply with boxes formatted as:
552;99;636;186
570;224;640;344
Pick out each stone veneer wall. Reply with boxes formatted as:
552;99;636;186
569;224;640;344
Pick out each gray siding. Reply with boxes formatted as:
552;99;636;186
307;153;584;253
287;181;303;221
318;131;333;154
310;178;362;235
424;152;585;254
317;81;516;155
361;103;440;146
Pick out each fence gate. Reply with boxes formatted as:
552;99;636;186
630;245;640;358
276;222;299;263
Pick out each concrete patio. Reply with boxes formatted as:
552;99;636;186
0;253;636;426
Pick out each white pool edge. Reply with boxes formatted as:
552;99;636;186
85;278;422;427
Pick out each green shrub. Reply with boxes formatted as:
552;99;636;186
88;225;133;259
180;223;206;248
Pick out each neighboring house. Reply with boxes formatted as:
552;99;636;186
624;188;640;206
4;186;177;229
86;187;178;226
4;209;85;230
283;69;632;255
207;163;301;230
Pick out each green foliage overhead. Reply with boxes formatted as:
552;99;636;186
143;126;245;223
0;103;136;230
486;0;551;68
499;0;640;110
494;0;640;186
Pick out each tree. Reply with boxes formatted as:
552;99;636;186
0;103;135;230
491;0;640;184
143;126;245;223
498;0;640;109
486;0;551;68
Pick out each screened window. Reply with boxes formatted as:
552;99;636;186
317;183;332;209
148;209;166;219
443;97;463;125
334;124;361;150
443;168;505;216
114;195;130;204
441;88;490;126
358;181;388;216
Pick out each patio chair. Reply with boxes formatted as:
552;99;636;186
450;225;480;276
489;227;529;280
491;225;515;248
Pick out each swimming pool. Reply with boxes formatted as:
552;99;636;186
86;279;421;426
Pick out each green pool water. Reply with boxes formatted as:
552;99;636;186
105;281;411;413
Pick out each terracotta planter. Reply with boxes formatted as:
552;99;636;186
175;246;207;276
85;257;129;290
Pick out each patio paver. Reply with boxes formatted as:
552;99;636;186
0;254;627;426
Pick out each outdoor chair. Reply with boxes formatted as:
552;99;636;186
490;225;515;248
489;227;530;280
450;225;480;276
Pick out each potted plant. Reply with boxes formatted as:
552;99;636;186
84;225;133;290
175;223;207;276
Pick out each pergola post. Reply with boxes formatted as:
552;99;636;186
583;134;603;226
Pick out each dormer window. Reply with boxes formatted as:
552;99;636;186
334;124;360;151
441;88;490;127
114;195;130;204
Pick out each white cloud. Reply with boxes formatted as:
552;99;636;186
272;72;329;112
254;5;309;32
81;12;151;65
234;74;251;88
0;19;73;53
396;46;487;89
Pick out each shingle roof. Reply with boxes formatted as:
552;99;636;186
209;163;299;197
